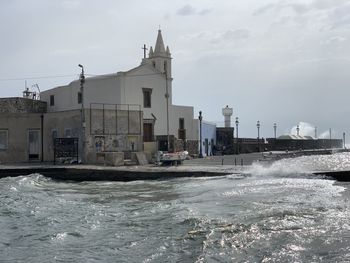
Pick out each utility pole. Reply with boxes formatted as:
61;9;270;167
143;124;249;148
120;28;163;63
257;120;260;152
165;70;170;152
199;111;203;158
78;64;85;163
235;117;239;155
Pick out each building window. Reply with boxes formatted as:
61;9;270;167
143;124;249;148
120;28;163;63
179;118;185;130
78;92;82;104
50;95;55;106
0;129;8;150
178;118;186;140
65;128;72;138
52;129;58;143
142;88;152;108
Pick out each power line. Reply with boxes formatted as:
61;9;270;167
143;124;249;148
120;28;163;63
0;74;78;82
0;72;162;82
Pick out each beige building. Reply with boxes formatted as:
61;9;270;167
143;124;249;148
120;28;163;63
0;98;46;163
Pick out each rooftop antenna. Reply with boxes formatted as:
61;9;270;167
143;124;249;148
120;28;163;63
32;84;41;100
23;80;31;98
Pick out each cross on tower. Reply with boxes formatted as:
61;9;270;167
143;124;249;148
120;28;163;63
142;44;148;59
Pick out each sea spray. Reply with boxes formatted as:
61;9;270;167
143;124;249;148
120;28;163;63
247;152;350;177
246;160;308;177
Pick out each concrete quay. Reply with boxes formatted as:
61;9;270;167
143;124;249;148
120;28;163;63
0;163;239;182
0;150;349;182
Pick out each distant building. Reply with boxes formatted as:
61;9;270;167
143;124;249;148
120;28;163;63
196;120;216;157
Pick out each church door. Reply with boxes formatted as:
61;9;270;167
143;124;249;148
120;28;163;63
143;123;154;142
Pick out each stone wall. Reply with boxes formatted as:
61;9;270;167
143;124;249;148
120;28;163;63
174;139;185;152
186;140;199;156
0;98;47;113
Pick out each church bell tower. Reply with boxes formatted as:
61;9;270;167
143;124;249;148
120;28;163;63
145;30;172;79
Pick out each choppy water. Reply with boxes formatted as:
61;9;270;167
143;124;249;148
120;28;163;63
2;154;350;262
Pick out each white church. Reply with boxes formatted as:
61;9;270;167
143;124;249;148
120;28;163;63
40;30;198;162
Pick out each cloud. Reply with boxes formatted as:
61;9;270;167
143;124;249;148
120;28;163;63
254;0;350;16
176;4;212;16
199;9;212;16
253;2;310;16
311;0;350;10
222;29;250;41
329;4;350;28
320;36;347;45
61;0;80;9
177;4;196;16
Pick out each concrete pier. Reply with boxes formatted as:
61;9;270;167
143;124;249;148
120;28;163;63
1;150;349;182
0;164;234;181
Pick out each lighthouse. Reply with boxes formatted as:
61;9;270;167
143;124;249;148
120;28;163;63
222;105;233;128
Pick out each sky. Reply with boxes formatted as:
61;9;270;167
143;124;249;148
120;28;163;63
1;0;350;139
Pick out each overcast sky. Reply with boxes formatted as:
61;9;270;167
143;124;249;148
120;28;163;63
1;0;350;138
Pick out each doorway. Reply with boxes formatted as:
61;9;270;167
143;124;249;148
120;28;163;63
205;138;209;156
143;123;154;142
28;129;40;161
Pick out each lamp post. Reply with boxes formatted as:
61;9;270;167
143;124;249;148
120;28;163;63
329;128;332;149
78;64;85;163
315;126;317;138
257;120;260;152
343;132;346;149
235;117;239;155
199;111;203;158
273;123;277;139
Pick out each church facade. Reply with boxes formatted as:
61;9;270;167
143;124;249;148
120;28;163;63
38;30;197;163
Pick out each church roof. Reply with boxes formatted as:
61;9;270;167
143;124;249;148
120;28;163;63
151;29;171;58
123;61;165;76
154;30;166;55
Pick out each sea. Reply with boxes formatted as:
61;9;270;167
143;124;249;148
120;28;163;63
2;153;350;262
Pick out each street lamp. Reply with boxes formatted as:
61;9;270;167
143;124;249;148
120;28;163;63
273;123;277;139
235;117;239;155
199;111;203;158
343;132;346;149
257;120;260;152
315;126;317;138
78;64;85;163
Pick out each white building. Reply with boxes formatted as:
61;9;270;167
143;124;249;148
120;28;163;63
41;30;197;155
196;120;217;157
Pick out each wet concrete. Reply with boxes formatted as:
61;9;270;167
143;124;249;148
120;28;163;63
1;150;349;181
0;164;236;182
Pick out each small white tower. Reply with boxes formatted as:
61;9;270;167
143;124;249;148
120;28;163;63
222;105;233;128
